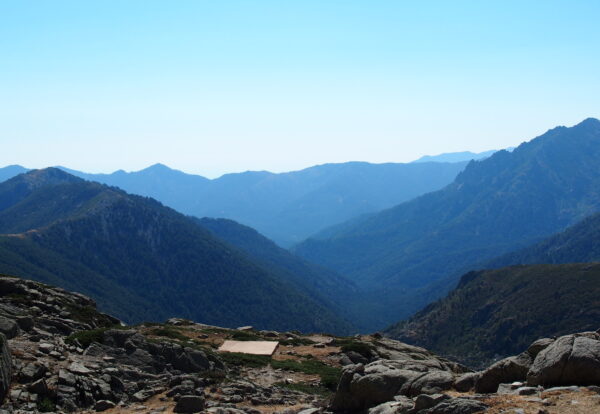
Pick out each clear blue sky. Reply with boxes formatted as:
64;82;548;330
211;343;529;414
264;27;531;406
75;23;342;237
1;1;599;177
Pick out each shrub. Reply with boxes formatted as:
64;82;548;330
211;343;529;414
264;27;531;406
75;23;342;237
219;352;271;368
230;330;262;341
65;328;109;348
148;327;189;341
38;397;56;412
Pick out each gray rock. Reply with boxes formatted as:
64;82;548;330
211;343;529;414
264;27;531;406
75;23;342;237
58;369;77;386
346;351;369;364
475;352;531;393
517;386;538;395
19;362;47;383
68;361;92;375
497;382;522;395
339;355;353;366
528;334;600;386
544;385;582;392
419;397;488;414
413;393;450;411
0;316;18;339
406;370;454;396
95;400;116;412
454;372;479;392
0;333;11;403
132;388;160;402
367;397;413;414
38;343;54;354
16;316;34;331
27;379;48;396
527;338;555;358
174;395;205;413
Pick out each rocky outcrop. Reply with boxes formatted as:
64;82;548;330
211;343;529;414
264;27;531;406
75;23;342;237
0;333;11;404
467;330;600;393
0;275;227;412
84;329;224;374
330;338;468;412
474;352;532;393
527;331;600;386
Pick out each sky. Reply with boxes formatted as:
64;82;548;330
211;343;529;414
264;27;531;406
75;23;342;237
1;1;599;178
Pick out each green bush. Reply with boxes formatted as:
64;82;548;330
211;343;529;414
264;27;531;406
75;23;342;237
280;337;316;346
65;325;126;348
65;328;109;348
230;330;262;341
219;352;271;368
149;327;189;341
37;397;56;412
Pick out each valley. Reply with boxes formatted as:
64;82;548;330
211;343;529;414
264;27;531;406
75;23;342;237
2;119;600;413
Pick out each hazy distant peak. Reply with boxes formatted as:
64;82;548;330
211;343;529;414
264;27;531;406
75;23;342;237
575;117;600;128
145;163;171;171
411;149;499;164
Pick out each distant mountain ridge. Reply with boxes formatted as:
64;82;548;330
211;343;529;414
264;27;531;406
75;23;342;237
411;149;500;163
0;168;353;333
0;161;469;247
0;165;29;183
294;118;600;328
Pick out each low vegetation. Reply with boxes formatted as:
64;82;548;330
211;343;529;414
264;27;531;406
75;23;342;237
218;352;271;368
271;359;341;390
148;327;189;341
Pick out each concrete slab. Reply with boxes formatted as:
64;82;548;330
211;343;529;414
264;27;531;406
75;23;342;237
218;340;279;356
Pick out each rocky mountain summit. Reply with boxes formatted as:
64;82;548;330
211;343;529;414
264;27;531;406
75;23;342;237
1;275;600;414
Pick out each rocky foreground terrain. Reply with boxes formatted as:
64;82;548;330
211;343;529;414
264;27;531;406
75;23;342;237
0;275;600;414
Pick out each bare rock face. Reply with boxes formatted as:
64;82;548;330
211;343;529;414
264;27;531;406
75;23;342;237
527;332;600;386
330;339;467;412
0;333;11;404
474;352;532;393
472;330;600;393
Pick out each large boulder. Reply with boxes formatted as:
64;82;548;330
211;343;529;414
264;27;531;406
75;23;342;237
174;395;205;413
368;397;413;414
526;337;555;359
331;358;460;412
454;372;480;392
0;316;18;339
418;397;488;414
527;332;600;386
405;371;455;397
474;352;531;393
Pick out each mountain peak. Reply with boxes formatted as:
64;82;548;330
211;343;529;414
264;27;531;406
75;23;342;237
144;163;174;172
575;117;600;128
20;167;83;188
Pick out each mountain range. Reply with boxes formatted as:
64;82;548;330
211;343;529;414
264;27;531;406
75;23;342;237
0;168;353;333
294;118;600;328
411;149;502;163
0;161;469;247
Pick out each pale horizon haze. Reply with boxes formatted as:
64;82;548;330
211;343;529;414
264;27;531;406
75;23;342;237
1;1;599;177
